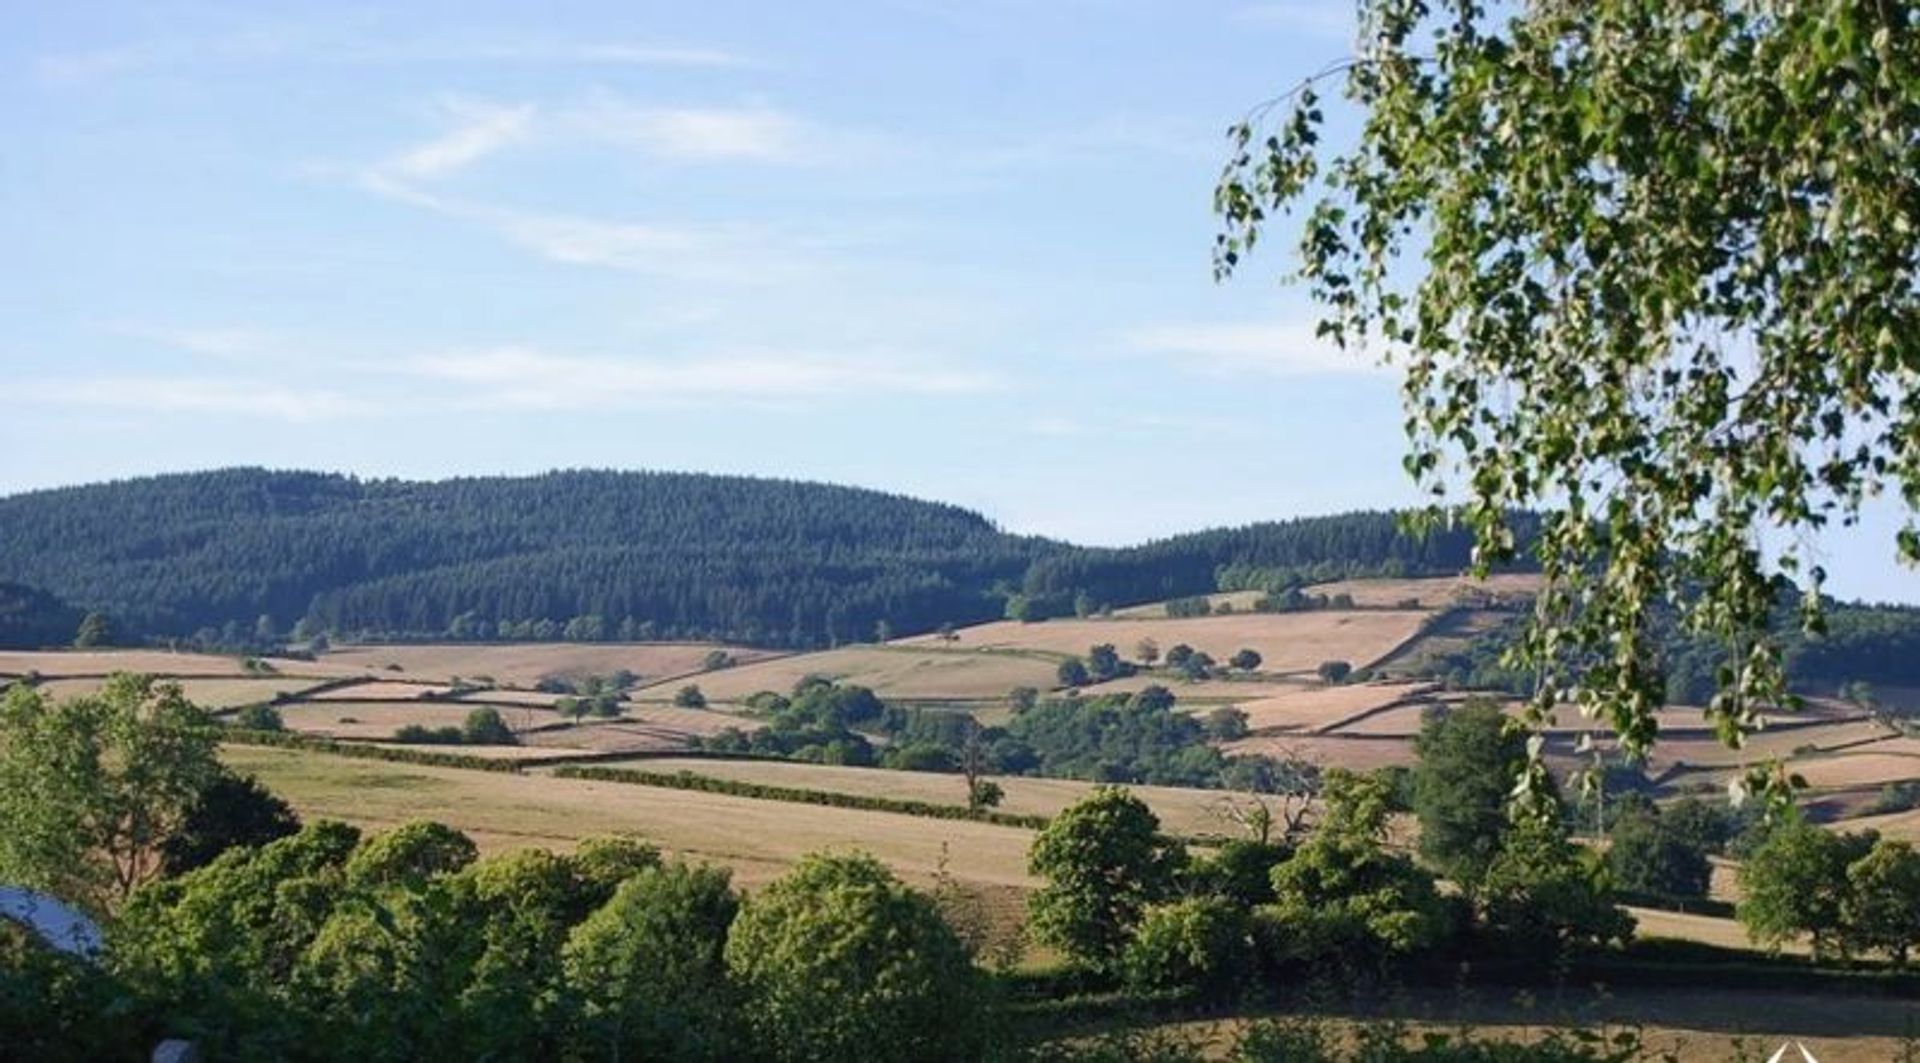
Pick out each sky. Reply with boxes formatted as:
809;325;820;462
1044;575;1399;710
5;1;1915;604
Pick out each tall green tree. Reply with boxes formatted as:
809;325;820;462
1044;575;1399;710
0;676;220;912
1840;839;1920;968
159;770;301;876
1738;820;1875;959
725;852;985;1063
1027;786;1186;972
1411;701;1525;891
1215;0;1920;789
563;862;742;1061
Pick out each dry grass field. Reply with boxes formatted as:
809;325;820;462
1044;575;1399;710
1648;719;1896;771
221;744;1042;890
1302;572;1543;608
915;611;1431;676
639;645;1061;702
581;756;1249;838
519;707;761;754
23;674;327;708
1077;673;1307;702
1110;590;1266;618
271;701;562;739
0;648;363;679
1235;682;1438;735
1223;734;1421;772
320;642;779;687
1794;751;1920;790
302;680;453;701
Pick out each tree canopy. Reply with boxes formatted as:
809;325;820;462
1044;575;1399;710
1216;0;1920;797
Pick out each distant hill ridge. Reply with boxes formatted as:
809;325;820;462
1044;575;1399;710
0;468;1500;647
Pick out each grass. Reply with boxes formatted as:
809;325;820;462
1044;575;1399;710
911;611;1433;676
637;644;1063;702
563;756;1250;838
318;641;781;688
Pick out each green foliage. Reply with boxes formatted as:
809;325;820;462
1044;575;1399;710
1193;839;1290;908
0;581;82;650
1606;806;1713;901
1229;648;1263;671
1478;815;1633;968
1411;702;1526;891
705;679;882;764
1737;820;1876;959
1056;657;1091;687
72;611;114;648
673;683;708;709
725;852;985;1063
159;769;301;876
343;820;478;890
233;702;284;731
1122;896;1255;999
554;765;1053;829
0;921;143;1063
563;862;742;1061
0;675;220;912
1027;787;1186;972
1216;0;1920;780
1316;660;1351;684
1204;706;1250;741
1005;690;1247;787
1267;770;1451;963
459;706;516;745
1840;839;1920;967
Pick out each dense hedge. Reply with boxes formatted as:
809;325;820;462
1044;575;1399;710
552;765;1054;829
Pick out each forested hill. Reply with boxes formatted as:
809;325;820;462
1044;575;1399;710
0;468;1503;647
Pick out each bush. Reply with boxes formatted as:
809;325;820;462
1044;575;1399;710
1122;897;1255;998
461;707;517;746
234;703;284;731
674;685;708;709
1317;660;1352;683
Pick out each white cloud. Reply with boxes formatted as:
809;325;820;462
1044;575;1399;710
19;377;365;421
390;101;535;179
399;347;1001;409
1124;320;1386;377
564;100;805;162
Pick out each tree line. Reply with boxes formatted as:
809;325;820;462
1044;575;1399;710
0;469;1536;649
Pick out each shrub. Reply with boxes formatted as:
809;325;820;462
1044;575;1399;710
461;707;517;746
234;703;284;731
673;685;708;709
1122;896;1255;999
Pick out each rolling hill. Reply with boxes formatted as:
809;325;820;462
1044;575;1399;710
0;468;1497;647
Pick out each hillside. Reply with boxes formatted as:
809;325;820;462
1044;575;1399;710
0;468;1501;647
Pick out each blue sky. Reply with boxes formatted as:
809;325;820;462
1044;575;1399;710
6;2;1915;603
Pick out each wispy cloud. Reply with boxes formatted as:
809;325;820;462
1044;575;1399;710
1124;320;1384;377
398;347;1001;409
18;376;365;421
563;100;808;162
37;32;750;85
390;101;536;179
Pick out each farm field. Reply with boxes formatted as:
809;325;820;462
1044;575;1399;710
1792;751;1920;790
911;610;1431;675
1302;571;1542;608
22;674;326;707
221;743;1041;890
0;648;363;679
519;708;761;754
1223;733;1422;771
1075;673;1305;701
1110;590;1266;618
641;644;1061;702
1235;681;1437;734
271;700;561;739
578;756;1248;838
319;641;780;687
301;680;453;701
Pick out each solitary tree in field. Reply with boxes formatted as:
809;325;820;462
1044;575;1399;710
674;685;708;709
1229;648;1262;672
1136;637;1160;667
1841;840;1920;968
1317;660;1352;685
1216;0;1920;801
